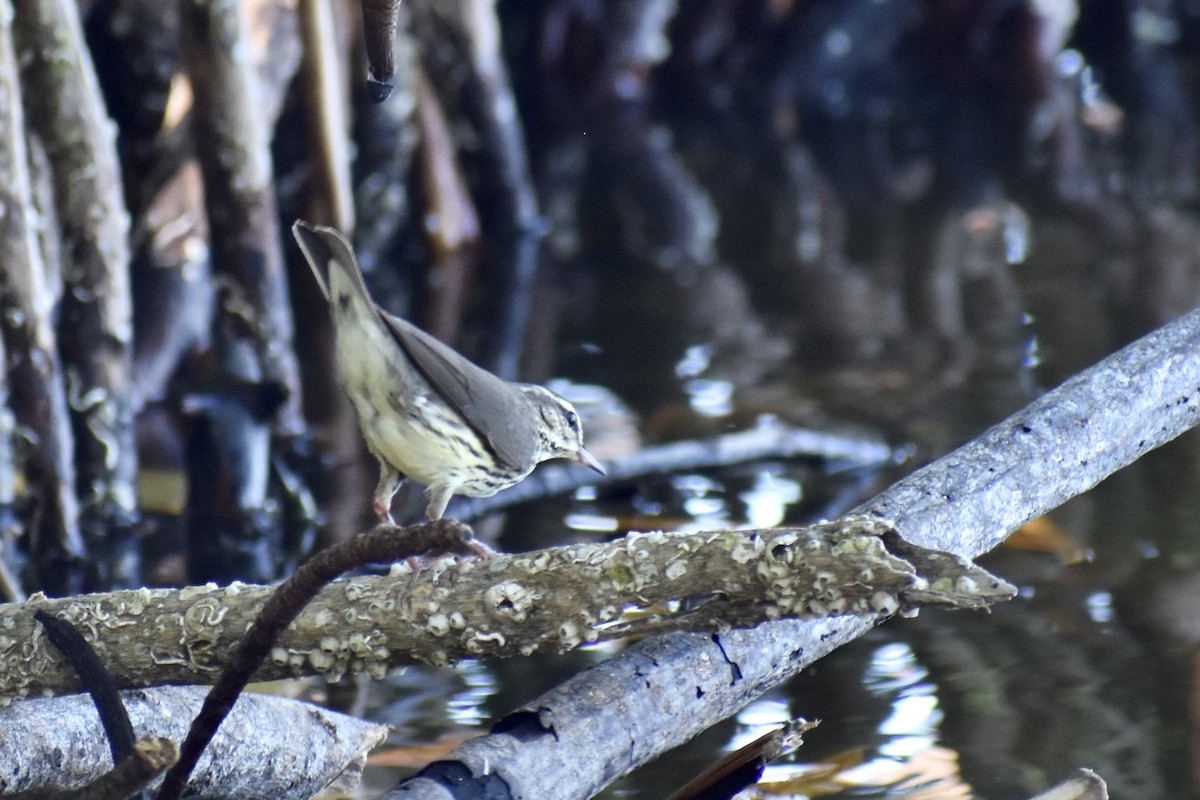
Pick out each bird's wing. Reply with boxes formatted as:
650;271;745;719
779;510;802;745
379;312;538;470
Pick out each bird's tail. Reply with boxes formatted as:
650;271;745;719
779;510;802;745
291;220;375;309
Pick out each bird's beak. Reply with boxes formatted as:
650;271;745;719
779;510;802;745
573;447;607;476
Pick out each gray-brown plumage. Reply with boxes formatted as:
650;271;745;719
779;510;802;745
292;221;605;522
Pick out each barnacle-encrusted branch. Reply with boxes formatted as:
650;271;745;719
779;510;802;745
0;516;1010;700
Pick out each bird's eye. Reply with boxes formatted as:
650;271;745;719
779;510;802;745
565;410;579;430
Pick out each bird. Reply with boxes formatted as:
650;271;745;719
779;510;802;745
292;221;606;524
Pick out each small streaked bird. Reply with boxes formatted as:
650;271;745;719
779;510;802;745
292;221;606;523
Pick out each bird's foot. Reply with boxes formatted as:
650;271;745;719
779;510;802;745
372;498;396;526
379;517;499;576
395;523;497;603
413;518;499;562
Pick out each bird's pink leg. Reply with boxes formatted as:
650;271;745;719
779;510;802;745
372;463;402;525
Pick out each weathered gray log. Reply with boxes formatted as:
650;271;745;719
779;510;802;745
0;685;386;799
388;306;1200;799
54;736;176;800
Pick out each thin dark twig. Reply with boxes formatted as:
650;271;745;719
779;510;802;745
360;0;401;101
34;611;137;766
155;518;485;800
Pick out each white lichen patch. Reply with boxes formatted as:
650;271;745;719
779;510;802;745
309;650;335;671
364;596;396;615
955;576;979;594
114;589;152;616
664;560;687;581
387;561;414;577
178;583;219;601
869;592;898;615
578;563;604;581
558;620;582;650
831;534;882;557
464;630;506;655
730;533;763;564
483;581;538;621
426;614;450;637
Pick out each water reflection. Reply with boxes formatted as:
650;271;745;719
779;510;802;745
786;642;967;799
740;469;804;529
445;660;497;729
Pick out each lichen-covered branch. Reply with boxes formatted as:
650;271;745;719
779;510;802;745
12;0;138;588
0;516;1010;699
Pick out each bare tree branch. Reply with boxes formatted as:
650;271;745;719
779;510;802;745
0;516;1005;700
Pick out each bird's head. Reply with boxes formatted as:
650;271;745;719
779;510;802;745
521;385;606;475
